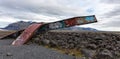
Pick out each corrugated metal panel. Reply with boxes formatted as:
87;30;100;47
12;23;43;46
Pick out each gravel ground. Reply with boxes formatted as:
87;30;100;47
0;39;14;46
0;30;120;59
0;39;75;59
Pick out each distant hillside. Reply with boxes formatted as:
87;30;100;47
0;29;3;31
60;27;98;31
2;21;98;31
3;21;36;30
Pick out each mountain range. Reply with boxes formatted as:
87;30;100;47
1;21;98;31
2;21;36;30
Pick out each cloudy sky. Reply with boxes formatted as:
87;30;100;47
0;0;120;31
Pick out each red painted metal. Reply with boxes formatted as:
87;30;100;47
12;23;43;46
64;18;77;27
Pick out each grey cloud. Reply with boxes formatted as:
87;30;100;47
100;0;120;18
27;6;84;17
0;0;86;20
0;6;79;20
104;6;120;18
0;22;10;28
102;20;120;27
101;0;120;4
101;4;120;29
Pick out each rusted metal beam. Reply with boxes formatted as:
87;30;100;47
11;15;97;46
12;23;43;46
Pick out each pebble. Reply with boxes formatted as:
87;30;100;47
6;52;12;56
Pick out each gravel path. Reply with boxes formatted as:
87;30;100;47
0;39;75;59
0;39;14;46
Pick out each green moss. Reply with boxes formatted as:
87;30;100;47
43;45;83;57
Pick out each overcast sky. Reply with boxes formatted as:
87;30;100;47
0;0;120;31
